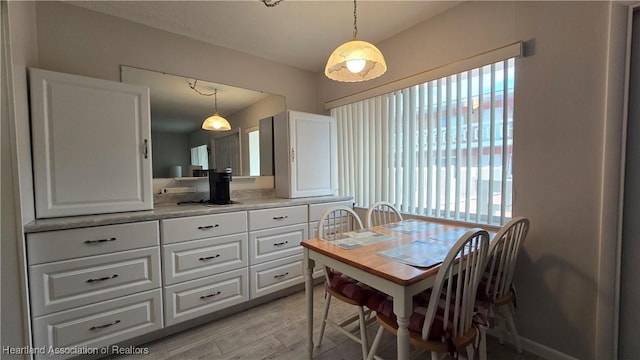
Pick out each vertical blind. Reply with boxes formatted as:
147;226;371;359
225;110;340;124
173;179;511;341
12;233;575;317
331;58;515;226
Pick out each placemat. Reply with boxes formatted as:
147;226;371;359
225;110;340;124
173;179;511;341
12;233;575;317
383;219;444;234
377;239;452;268
322;230;395;249
377;228;471;267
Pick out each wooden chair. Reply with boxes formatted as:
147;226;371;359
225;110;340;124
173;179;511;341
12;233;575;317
316;206;374;360
477;217;530;360
365;201;403;227
366;228;491;360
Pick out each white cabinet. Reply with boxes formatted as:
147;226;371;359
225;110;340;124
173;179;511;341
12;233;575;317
23;199;353;355
248;206;308;298
29;247;161;316
32;290;163;359
274;110;337;198
29;68;153;218
26;222;162;359
160;212;249;326
163;268;248;327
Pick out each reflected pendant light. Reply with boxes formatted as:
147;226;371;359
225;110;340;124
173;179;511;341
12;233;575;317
325;0;387;82
201;89;231;131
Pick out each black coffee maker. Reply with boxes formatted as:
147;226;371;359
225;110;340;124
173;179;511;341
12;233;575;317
208;168;232;205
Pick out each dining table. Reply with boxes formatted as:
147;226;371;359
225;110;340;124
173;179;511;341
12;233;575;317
301;219;487;360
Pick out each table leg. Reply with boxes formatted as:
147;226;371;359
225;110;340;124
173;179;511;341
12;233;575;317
304;250;315;359
393;291;412;359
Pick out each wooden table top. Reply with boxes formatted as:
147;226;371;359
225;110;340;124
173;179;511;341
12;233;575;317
302;219;481;287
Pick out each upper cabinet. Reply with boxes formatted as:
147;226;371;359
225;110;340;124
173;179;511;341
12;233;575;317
29;68;153;218
274;110;337;198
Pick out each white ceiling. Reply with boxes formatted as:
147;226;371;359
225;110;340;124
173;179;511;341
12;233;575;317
67;0;461;72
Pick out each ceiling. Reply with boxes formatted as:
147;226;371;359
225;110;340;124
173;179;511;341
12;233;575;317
67;0;461;73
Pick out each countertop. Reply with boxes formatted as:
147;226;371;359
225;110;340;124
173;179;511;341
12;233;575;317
24;195;354;233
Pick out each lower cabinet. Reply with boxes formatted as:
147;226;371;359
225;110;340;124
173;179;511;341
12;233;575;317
160;212;249;327
164;268;248;326
249;254;304;299
26;222;162;359
25;199;352;357
248;206;309;299
32;289;163;359
29;247;161;317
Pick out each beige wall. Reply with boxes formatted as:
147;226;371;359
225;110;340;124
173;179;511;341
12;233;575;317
2;0;39;355
318;2;625;359
34;1;317;114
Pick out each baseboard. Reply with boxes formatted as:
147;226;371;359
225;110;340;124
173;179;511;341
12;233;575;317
487;329;580;360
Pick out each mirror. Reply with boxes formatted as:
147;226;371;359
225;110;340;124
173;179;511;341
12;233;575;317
120;66;286;178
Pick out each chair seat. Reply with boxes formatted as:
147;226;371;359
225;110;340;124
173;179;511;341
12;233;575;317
326;270;375;306
476;273;515;306
366;290;449;342
369;290;477;352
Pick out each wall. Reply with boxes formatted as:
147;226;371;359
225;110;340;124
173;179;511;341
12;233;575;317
151;131;190;178
620;7;640;359
34;2;316;115
317;2;624;359
2;1;39;356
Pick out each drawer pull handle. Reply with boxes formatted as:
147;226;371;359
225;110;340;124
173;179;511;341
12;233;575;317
273;216;288;221
273;241;289;246
87;274;119;283
200;291;222;299
84;237;116;244
274;272;289;279
199;254;221;261
90;319;121;331
198;224;220;230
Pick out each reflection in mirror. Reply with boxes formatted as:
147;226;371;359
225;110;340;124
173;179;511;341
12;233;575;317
120;66;286;177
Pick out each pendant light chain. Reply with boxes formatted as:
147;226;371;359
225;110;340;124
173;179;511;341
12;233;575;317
187;79;215;97
353;0;358;39
214;89;219;113
262;0;284;7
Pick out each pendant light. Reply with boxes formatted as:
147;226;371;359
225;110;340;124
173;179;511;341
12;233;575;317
201;89;231;131
325;0;387;82
188;80;231;131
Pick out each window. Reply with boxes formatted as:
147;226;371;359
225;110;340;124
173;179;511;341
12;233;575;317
331;58;515;225
247;128;260;176
190;144;209;170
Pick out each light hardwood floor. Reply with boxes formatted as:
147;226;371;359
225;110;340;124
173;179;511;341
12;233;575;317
109;285;545;360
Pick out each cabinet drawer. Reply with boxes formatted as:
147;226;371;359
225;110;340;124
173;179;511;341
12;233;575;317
32;289;162;359
161;212;247;244
309;201;354;222
27;221;159;264
249;223;307;265
248;205;308;231
163;233;248;285
164;268;248;327
29;247;161;316
250;254;304;299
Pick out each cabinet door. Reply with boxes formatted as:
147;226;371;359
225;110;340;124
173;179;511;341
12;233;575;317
30;68;152;218
32;289;163;359
275;111;337;198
